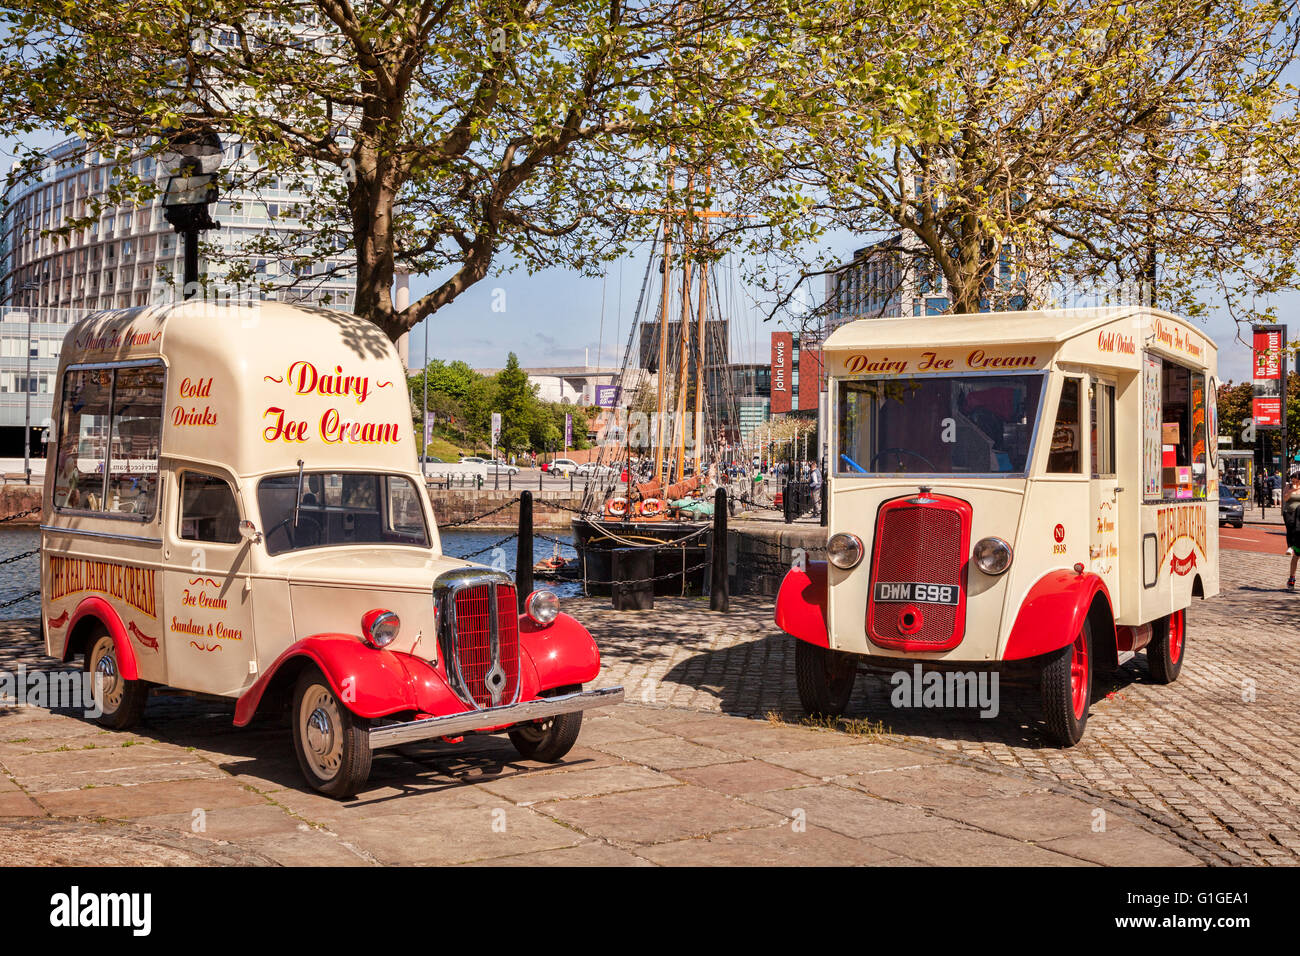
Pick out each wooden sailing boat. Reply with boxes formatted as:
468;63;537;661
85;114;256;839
571;156;741;596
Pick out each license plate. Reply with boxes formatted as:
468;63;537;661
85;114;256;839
873;581;959;605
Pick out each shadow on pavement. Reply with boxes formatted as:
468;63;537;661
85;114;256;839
660;632;1159;749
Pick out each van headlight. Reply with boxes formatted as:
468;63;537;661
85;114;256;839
361;609;400;648
973;537;1013;575
525;589;560;627
827;533;864;570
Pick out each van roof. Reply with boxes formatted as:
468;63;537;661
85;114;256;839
57;301;417;477
821;306;1214;353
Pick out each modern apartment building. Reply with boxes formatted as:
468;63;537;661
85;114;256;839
1;137;355;315
0;134;359;457
823;234;1031;334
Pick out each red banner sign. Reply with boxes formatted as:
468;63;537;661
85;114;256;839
798;348;821;410
771;332;792;414
1252;326;1285;429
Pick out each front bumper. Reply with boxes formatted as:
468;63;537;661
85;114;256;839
368;686;625;750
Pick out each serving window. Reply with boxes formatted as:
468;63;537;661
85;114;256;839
1143;353;1208;501
53;362;164;518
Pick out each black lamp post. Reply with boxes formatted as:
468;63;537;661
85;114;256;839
159;127;223;298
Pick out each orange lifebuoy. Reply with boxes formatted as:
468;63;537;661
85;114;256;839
639;497;666;518
605;497;629;518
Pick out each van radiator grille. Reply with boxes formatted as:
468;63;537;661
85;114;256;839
868;504;965;650
451;583;520;708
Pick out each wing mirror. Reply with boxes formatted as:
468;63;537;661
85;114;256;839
238;519;263;544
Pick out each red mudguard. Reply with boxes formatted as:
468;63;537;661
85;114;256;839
60;596;140;681
235;612;601;726
1003;570;1112;661
518;611;601;691
775;561;830;648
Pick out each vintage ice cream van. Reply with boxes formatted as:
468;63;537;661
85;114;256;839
776;307;1217;745
40;301;621;796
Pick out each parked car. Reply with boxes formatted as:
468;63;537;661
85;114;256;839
575;462;617;477
1219;487;1245;528
548;458;579;477
459;456;485;464
486;459;519;475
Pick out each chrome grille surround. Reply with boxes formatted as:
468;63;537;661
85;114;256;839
433;567;520;710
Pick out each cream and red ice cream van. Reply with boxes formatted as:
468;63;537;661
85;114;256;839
40;301;622;796
776;307;1217;745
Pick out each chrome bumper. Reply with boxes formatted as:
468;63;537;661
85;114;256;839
368;686;625;750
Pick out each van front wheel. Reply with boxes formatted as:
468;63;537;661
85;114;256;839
291;667;372;798
795;641;857;718
1040;621;1092;747
509;685;583;762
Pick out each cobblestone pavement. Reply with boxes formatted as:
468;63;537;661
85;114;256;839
584;555;1300;865
0;621;1200;866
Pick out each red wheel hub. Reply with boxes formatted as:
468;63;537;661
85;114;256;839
1168;610;1184;663
1070;631;1089;720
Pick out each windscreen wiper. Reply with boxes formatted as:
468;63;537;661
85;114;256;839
294;459;305;529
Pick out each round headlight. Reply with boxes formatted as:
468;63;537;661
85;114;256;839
525;589;560;627
361;609;400;648
973;537;1013;575
827;532;864;570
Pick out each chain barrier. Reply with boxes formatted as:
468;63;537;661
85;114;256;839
0;549;39;567
447;532;520;560
580;559;711;589
0;589;40;610
0;506;40;523
437;499;519;528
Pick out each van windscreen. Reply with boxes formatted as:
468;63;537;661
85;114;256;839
837;374;1045;476
257;472;429;555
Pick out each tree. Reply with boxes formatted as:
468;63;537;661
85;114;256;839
1216;379;1253;447
494;352;534;455
0;0;842;340
743;0;1300;326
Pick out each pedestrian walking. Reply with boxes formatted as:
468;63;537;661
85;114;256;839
809;462;822;518
1285;472;1300;589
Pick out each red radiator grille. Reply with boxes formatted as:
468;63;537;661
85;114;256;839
494;585;520;705
867;497;969;652
451;583;520;708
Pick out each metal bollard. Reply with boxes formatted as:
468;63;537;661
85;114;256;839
710;488;728;612
516;491;533;613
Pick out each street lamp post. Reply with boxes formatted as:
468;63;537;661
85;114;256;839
159;126;223;298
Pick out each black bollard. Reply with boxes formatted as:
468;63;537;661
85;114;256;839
516;491;533;612
711;488;728;612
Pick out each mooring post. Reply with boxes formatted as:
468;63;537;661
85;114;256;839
516;490;533;613
711;488;728;612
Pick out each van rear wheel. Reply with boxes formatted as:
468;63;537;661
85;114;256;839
1040;620;1092;747
1147;609;1185;684
795;641;858;718
84;631;148;731
291;667;372;798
